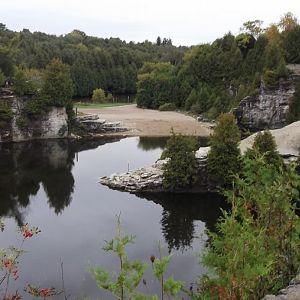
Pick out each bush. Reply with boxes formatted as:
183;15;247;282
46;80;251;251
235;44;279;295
263;70;278;89
91;88;106;103
161;133;198;191
158;103;176;111
207;113;241;188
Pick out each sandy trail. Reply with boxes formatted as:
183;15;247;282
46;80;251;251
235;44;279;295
78;104;212;137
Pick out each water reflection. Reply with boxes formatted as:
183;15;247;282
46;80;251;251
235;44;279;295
0;138;120;223
137;136;209;152
139;193;227;252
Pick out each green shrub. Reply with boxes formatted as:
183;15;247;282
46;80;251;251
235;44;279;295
91;88;106;103
158;103;176;111
207;113;241;188
23;98;48;119
263;70;279;89
161;133;198;191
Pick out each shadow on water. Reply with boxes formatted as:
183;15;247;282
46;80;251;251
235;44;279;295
138;192;228;252
0;138;120;225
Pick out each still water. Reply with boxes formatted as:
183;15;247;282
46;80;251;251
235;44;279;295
0;137;226;299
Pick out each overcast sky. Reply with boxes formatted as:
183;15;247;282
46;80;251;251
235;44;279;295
1;0;300;46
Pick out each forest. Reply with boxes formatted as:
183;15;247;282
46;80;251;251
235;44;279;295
0;13;300;121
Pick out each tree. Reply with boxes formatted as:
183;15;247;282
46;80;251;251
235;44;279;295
283;25;300;63
43;58;74;107
207;113;241;188
201;155;300;299
161;133;198;191
287;79;300;123
0;70;4;86
240;20;264;38
278;12;298;32
156;36;161;46
91;88;106;103
245;130;283;168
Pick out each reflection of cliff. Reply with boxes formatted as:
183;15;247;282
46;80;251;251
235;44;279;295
0;138;120;223
139;193;228;252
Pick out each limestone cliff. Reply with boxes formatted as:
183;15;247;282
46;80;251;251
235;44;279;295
234;78;294;132
234;65;300;132
0;89;68;143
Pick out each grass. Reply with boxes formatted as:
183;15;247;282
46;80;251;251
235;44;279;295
74;102;133;109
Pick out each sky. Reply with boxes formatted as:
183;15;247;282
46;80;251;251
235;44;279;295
1;0;300;46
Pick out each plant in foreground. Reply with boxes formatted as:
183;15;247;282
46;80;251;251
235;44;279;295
90;215;184;300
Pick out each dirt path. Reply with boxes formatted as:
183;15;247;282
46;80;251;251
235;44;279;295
79;104;212;137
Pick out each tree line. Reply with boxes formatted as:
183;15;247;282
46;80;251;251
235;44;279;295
0;24;186;98
136;13;300;120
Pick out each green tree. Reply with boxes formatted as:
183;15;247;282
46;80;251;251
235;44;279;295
201;155;300;299
240;20;264;38
43;58;74;107
91;88;106;103
161;133;198;191
283;25;300;63
287;79;300;123
0;70;4;86
207;113;241;188
245;130;283;168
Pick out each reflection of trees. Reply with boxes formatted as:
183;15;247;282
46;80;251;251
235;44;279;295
0;138;121;223
139;192;228;252
137;137;167;151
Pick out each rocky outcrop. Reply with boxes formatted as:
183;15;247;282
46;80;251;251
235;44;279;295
234;78;294;132
99;121;300;194
100;147;211;193
74;114;128;134
100;159;166;193
240;121;300;159
262;277;300;300
0;90;68;142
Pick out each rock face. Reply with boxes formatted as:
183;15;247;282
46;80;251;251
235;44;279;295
0;91;68;143
234;79;294;132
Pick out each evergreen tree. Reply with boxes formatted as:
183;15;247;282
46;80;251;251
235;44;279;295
207;113;241;188
287;79;300;123
161;133;198;191
43;58;74;107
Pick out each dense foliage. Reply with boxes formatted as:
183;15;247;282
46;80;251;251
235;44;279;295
0;24;185;98
201;154;300;299
136;13;300;119
161;133;198;191
207;113;241;188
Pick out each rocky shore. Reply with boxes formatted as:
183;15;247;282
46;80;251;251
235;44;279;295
99;122;300;194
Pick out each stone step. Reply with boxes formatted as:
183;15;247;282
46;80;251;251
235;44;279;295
76;114;99;121
81;119;106;125
101;121;121;128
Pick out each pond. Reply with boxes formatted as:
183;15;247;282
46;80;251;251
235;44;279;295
0;137;226;299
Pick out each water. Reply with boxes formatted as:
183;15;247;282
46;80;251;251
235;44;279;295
0;137;225;299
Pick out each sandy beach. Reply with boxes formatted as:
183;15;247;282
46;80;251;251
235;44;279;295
78;104;212;137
